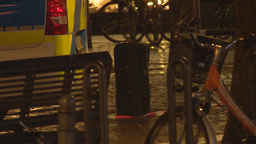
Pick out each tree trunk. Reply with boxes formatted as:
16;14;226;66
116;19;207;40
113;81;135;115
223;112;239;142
222;0;256;143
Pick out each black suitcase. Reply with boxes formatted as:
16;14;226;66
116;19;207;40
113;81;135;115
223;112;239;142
114;43;150;116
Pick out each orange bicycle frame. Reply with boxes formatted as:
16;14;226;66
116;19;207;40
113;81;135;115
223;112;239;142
204;65;256;135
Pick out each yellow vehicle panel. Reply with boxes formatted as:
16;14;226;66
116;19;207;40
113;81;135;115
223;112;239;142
0;0;87;62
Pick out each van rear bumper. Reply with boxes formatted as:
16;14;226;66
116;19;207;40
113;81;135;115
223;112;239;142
0;42;55;62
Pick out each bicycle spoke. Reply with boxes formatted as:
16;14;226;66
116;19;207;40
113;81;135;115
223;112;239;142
119;4;145;43
98;2;127;43
102;21;118;33
161;0;193;42
180;7;191;19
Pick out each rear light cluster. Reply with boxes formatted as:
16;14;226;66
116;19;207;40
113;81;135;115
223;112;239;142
45;0;68;35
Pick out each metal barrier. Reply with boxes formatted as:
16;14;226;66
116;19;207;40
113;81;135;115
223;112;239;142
58;61;109;144
0;52;111;143
83;61;109;144
167;57;192;144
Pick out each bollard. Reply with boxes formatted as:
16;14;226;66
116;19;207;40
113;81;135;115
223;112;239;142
58;94;76;144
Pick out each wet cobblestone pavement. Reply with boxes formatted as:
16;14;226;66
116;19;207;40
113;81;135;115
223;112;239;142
0;35;233;143
88;35;235;144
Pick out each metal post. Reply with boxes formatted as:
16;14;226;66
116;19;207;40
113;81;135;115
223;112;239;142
168;57;192;144
247;49;256;119
87;0;92;48
58;94;76;144
128;5;136;44
191;0;201;33
83;61;109;144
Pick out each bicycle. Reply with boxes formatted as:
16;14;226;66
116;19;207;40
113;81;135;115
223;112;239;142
161;0;195;42
144;17;256;144
200;0;237;40
97;0;163;46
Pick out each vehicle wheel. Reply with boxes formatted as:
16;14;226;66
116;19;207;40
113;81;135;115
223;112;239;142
145;6;163;46
98;2;126;43
144;109;209;144
119;2;145;43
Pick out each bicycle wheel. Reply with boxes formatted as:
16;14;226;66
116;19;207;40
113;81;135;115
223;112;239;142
145;6;163;46
118;2;145;43
144;110;209;144
162;0;193;42
98;2;126;43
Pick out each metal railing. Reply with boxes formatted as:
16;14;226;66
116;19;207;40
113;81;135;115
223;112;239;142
58;61;110;144
167;57;192;144
83;61;109;144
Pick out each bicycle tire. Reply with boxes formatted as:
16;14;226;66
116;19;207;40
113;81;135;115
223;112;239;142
98;2;126;43
144;6;163;46
144;110;209;144
119;2;145;43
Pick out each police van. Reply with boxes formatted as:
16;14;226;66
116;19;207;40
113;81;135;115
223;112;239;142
0;0;87;62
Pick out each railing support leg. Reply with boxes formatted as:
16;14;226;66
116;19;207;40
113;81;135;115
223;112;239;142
168;57;192;144
83;61;109;144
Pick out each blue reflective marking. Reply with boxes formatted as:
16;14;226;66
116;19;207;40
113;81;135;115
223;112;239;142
73;0;81;32
0;0;45;28
70;33;76;55
80;29;87;53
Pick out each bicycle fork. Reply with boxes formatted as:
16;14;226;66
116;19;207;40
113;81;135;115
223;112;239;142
192;89;217;144
175;108;217;144
195;109;217;144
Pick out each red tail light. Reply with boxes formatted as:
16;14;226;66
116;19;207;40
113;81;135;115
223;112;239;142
45;0;68;35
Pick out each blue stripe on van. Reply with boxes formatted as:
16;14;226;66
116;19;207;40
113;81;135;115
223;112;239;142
0;0;45;29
